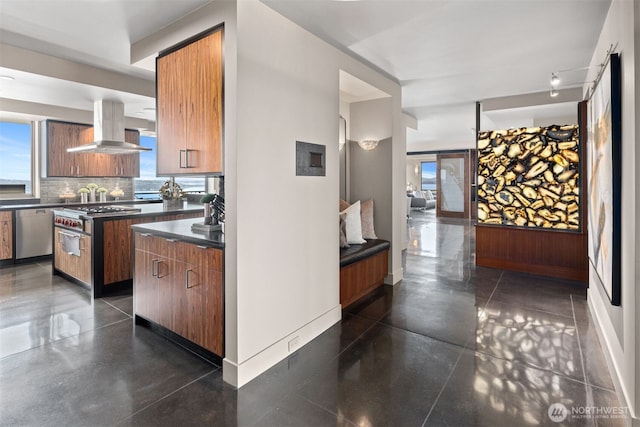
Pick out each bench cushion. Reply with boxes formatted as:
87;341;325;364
340;239;390;268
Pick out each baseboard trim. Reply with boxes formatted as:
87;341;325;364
587;289;637;422
222;304;342;388
385;267;403;285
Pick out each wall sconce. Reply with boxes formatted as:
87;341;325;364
358;139;379;151
550;88;559;97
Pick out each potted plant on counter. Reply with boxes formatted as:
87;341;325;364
159;178;185;210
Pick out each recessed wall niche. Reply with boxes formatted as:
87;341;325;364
476;125;580;231
296;141;326;176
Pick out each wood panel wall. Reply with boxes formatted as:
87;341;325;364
475;225;587;281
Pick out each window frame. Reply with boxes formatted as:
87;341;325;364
0;119;38;200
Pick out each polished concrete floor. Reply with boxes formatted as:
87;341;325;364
0;211;626;426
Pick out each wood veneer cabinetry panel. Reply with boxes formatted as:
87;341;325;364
103;218;148;285
47;122;140;177
0;211;12;260
133;232;224;356
53;227;91;284
47;121;90;176
340;250;388;308
475;225;587;281
102;212;202;285
156;28;223;175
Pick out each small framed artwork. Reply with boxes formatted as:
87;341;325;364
587;52;622;306
296;141;326;176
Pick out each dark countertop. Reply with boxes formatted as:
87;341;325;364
131;218;224;249
51;202;204;220
0;199;160;212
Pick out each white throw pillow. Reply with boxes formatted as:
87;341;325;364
340;200;366;244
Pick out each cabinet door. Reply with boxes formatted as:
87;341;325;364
81;127;113;177
120;130;141;177
157;46;188;176
53;228;91;284
0;211;12;260
134;248;159;323
156;28;223;176
47;121;90;177
184;244;223;355
184;30;223;174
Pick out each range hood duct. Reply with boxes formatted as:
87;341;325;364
67;100;151;155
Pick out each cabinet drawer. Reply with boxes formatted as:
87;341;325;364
173;240;222;270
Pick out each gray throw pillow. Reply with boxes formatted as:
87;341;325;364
360;199;377;239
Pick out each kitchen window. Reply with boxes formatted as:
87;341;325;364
0;120;36;199
135;135;205;199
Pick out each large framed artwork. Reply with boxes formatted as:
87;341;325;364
587;52;621;306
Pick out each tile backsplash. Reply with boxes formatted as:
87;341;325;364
40;178;134;204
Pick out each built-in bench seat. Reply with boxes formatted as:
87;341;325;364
340;239;390;308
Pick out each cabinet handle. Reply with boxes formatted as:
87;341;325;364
185;149;194;168
196;245;208;249
115;167;118;175
58;230;80;240
165;238;177;243
70;166;74;175
76;166;80;175
185;268;194;288
140;233;151;237
152;258;159;277
179;149;194;169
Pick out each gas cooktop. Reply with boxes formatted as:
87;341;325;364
64;205;142;217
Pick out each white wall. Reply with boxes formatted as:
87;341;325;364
584;0;639;421
227;0;405;386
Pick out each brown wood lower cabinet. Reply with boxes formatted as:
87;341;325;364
0;211;12;261
53;226;92;284
340;250;388;308
134;232;223;356
101;212;202;287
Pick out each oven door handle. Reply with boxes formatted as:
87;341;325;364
58;230;81;241
58;230;82;257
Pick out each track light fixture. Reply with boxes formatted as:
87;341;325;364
550;73;560;86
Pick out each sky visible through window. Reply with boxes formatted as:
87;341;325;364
421;161;436;191
0;121;32;193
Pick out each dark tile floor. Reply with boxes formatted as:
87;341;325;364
0;210;627;426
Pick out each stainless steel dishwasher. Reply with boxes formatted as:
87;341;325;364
16;208;53;259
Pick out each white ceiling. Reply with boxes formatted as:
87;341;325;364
0;0;610;147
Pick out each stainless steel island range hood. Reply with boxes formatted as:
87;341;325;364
67;100;151;155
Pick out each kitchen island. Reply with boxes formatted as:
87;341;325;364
52;203;203;297
132;218;224;362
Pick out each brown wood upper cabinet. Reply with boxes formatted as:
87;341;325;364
46;120;140;177
156;27;223;175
